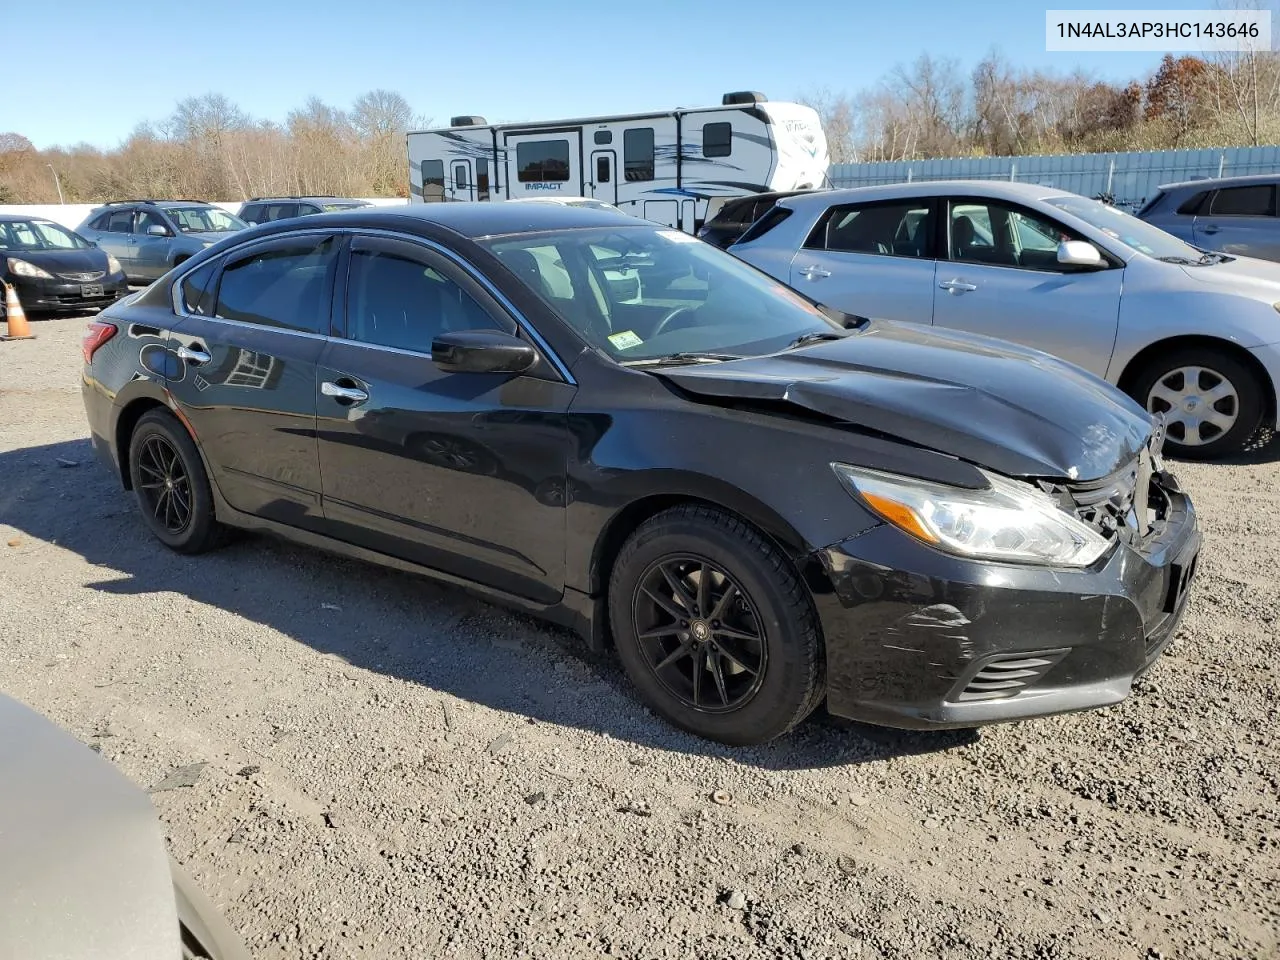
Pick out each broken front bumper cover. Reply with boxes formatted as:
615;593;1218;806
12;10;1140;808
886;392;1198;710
811;482;1200;730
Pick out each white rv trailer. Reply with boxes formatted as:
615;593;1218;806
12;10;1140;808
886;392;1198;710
405;92;828;232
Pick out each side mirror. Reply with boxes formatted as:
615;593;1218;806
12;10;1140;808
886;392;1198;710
1057;240;1104;268
146;224;170;237
431;329;537;374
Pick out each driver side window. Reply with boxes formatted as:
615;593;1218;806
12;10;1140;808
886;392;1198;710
135;210;168;236
947;199;1088;271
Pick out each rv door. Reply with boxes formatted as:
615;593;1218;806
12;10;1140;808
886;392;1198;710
450;160;475;201
589;150;617;205
503;130;582;200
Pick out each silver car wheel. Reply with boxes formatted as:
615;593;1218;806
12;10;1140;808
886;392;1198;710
1146;364;1240;447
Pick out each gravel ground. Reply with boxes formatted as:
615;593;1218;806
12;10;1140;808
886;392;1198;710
1;314;1277;960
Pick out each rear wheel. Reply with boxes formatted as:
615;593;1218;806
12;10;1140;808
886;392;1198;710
1130;347;1264;459
128;410;227;554
608;505;824;745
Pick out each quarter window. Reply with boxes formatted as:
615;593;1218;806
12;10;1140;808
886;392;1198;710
345;240;505;353
807;201;934;259
702;122;732;158
1209;184;1275;217
422;159;445;200
179;260;219;315
516;140;570;183
623;128;655;182
213;236;338;334
1175;191;1210;215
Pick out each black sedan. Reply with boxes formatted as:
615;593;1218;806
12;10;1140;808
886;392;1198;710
0;215;128;314
80;204;1200;745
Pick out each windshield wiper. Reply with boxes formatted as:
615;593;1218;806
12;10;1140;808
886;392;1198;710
787;331;846;349
1157;255;1200;265
1198;251;1232;264
622;352;741;368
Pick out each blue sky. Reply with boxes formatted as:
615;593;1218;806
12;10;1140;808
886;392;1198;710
13;0;1221;149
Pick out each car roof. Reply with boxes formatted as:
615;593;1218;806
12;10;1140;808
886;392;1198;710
1154;173;1280;192
246;196;369;204
777;180;1079;210
0;213;73;224
308;202;641;238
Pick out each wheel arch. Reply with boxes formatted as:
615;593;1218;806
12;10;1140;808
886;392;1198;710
1116;334;1277;428
113;394;201;490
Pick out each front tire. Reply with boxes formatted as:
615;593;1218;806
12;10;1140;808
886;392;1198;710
608;505;825;745
128;410;227;554
1130;347;1264;459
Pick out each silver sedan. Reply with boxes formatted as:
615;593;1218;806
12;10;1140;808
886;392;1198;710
729;181;1280;459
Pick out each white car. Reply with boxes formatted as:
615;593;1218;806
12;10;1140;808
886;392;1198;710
729;181;1280;459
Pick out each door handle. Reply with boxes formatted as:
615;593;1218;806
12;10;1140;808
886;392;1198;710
939;279;978;294
797;265;831;280
175;344;211;364
321;380;369;404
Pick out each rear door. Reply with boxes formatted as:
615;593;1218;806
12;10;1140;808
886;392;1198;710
165;232;340;529
315;234;576;602
789;198;938;323
503;130;581;200
931;197;1122;377
95;209;137;271
1193;183;1280;259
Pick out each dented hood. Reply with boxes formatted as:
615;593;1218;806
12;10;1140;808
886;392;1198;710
656;321;1154;482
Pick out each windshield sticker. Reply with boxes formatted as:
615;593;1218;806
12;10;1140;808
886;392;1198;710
608;330;644;350
657;230;699;244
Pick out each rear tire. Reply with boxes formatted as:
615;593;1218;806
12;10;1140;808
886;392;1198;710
1129;347;1264;459
608;505;825;745
128;410;227;554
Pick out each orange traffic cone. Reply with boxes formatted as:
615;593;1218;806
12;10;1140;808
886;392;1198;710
2;283;35;341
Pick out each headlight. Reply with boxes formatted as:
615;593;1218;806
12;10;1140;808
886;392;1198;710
106;254;124;275
832;463;1111;567
7;258;53;279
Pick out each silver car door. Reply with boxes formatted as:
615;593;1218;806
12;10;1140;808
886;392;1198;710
931;197;1123;377
1193;183;1279;260
787;198;938;324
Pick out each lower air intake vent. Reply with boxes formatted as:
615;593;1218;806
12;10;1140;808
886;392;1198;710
954;649;1069;702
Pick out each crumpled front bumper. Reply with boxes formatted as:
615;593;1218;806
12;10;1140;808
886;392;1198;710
810;475;1200;730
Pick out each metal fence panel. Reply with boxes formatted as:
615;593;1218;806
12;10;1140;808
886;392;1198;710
828;146;1280;211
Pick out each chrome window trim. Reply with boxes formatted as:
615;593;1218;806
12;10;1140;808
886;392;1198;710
166;226;577;385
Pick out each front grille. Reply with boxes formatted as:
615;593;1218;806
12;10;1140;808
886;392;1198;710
58;271;105;282
954;650;1069;701
1041;439;1164;543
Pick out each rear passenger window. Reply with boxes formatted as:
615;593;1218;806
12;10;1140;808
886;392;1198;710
240;204;262;224
703;122;732;158
214;236;337;334
808;201;934;258
106;210;134;233
264;203;298;221
179;260;219;315
1209;185;1275;217
1174;191;1209;215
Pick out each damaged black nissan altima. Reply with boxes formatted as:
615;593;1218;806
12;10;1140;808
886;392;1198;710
81;204;1201;745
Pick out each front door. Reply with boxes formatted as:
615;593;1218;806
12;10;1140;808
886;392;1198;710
132;209;174;281
164;233;339;528
503;130;581;200
589;150;617;204
315;234;575;603
931;197;1123;378
450;159;474;202
788;198;938;324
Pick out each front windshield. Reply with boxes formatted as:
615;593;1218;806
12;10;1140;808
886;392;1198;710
1044;196;1203;260
0;219;90;251
478;226;842;362
166;206;245;234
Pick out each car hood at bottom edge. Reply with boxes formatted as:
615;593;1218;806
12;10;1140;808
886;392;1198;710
654;320;1154;482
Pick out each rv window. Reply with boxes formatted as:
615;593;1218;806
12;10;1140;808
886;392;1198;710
517;140;571;183
596;156;611;183
453;163;469;191
422;160;445;201
594;131;612;145
477;158;490;200
624;128;654;182
703;122;732;158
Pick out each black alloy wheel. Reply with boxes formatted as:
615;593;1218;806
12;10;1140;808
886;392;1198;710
632;556;767;712
128;409;228;554
136;434;192;535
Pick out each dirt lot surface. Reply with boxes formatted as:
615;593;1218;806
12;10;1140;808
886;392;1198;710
1;314;1277;960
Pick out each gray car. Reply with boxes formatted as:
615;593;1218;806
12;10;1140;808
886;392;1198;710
1139;174;1280;262
77;201;248;284
237;196;372;225
0;692;251;960
729;180;1280;459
